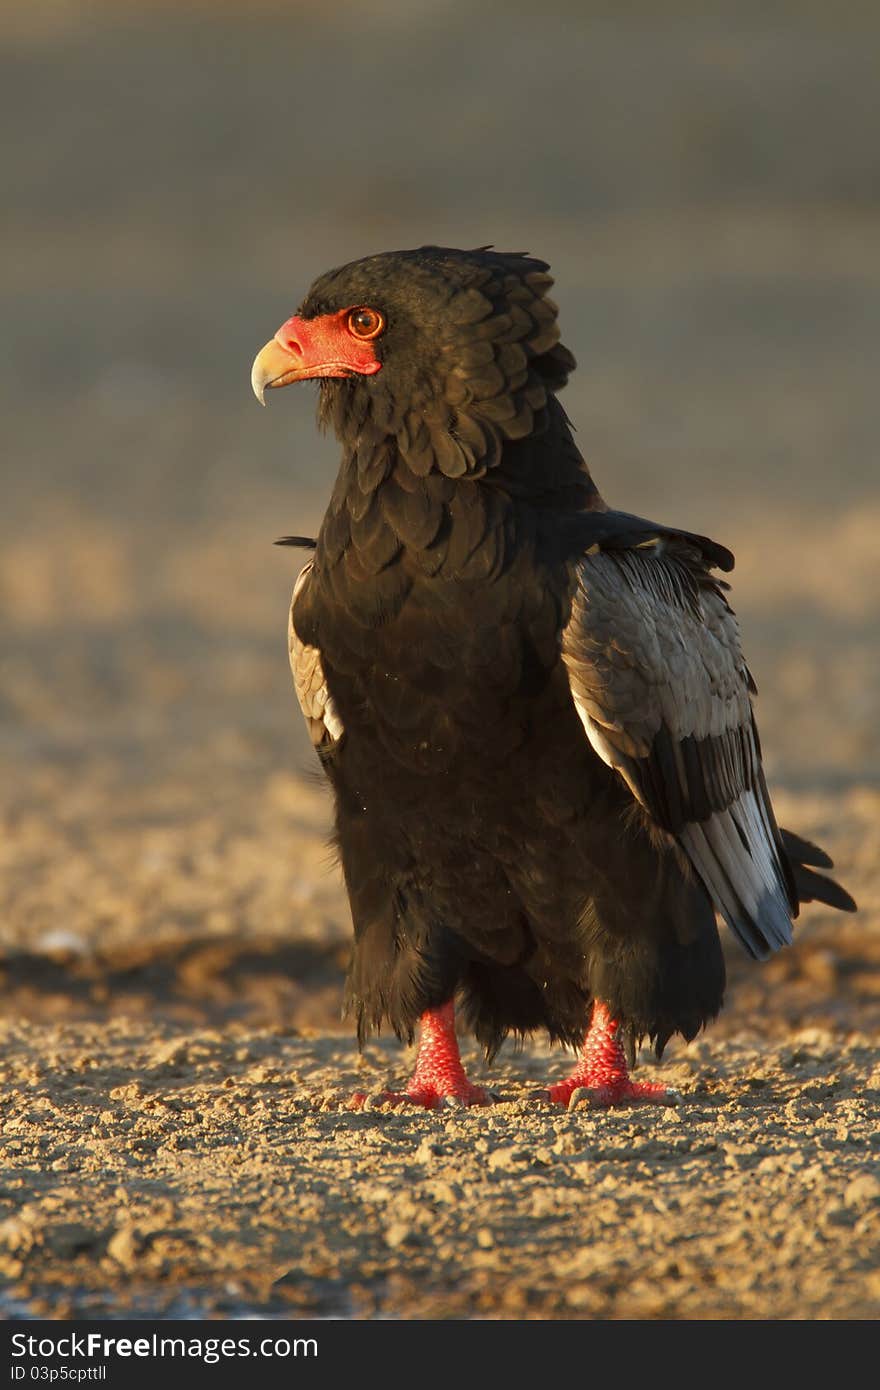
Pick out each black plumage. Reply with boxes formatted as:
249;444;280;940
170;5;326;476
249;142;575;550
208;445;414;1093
255;246;855;1091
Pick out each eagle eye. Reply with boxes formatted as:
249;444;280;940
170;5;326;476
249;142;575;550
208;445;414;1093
346;307;385;340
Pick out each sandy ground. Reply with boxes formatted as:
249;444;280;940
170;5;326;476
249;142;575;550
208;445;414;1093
0;1020;878;1321
2;1;879;1320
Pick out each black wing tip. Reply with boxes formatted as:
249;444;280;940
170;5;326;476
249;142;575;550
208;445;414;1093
690;532;735;572
793;865;858;914
274;535;317;549
568;511;735;572
781;828;858;913
834;885;859;913
780;827;834;870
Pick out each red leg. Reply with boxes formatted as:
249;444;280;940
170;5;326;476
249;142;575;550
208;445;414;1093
349;1000;491;1111
543;1001;674;1108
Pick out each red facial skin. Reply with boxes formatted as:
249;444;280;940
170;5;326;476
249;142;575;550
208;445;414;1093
270;310;384;384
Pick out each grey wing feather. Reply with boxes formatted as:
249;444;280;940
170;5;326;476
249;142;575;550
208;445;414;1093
289;561;344;747
562;540;796;960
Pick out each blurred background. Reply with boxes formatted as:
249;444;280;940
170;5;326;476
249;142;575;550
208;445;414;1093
1;0;878;1027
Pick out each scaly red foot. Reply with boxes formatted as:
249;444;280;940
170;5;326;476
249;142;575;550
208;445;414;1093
348;1000;492;1111
542;1001;676;1109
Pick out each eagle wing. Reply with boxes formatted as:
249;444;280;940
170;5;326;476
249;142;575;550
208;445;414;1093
289;560;344;748
561;522;797;960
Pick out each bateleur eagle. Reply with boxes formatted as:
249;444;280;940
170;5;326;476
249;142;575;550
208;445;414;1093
250;246;855;1109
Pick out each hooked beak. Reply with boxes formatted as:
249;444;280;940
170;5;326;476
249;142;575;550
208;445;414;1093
250;337;310;406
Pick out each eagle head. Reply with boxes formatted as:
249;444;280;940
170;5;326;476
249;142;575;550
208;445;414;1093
251;245;576;478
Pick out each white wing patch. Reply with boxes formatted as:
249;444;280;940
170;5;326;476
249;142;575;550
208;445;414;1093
289;562;344;745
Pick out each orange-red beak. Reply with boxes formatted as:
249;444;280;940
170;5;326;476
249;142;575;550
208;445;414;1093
251;313;382;405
